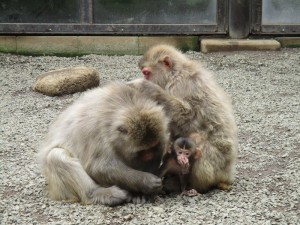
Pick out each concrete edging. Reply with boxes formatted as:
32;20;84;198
1;36;299;55
0;36;199;56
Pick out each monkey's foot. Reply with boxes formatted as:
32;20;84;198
217;182;232;191
152;195;164;203
181;189;199;197
91;186;128;206
63;198;80;204
127;194;147;204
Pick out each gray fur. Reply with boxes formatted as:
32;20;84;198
38;82;170;205
138;45;238;193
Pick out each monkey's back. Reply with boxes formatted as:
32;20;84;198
38;82;167;169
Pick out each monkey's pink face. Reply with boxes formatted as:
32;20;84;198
139;55;172;85
141;67;152;80
176;148;191;166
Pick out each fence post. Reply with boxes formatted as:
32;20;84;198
229;0;251;38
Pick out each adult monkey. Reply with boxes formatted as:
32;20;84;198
136;44;238;193
38;82;170;206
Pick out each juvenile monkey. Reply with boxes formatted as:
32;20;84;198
158;134;202;196
135;44;238;193
38;82;170;206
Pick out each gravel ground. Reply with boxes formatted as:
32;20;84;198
0;48;299;224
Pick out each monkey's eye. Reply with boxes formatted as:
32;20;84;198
185;153;189;156
178;151;182;154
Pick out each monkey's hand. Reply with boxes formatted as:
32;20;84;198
129;79;166;102
177;155;189;167
92;160;162;195
211;138;233;154
177;155;190;174
181;189;199;197
142;174;162;194
129;79;192;118
127;78;145;89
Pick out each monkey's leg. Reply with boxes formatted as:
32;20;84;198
44;148;128;206
217;182;232;191
211;136;236;191
179;174;189;192
190;139;236;193
162;175;182;194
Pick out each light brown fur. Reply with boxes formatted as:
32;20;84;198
38;82;170;206
136;44;238;193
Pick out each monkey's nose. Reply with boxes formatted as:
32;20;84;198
142;67;151;76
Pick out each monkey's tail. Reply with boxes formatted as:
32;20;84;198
42;147;128;206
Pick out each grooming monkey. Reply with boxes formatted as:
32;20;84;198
157;133;202;196
135;44;238;193
38;82;170;206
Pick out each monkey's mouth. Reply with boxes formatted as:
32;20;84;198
138;141;160;161
144;74;151;80
139;149;154;161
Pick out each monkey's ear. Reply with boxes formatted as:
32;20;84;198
117;125;129;134
163;56;173;69
194;148;202;160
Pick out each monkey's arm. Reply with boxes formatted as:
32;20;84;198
179;174;189;192
89;158;162;195
130;79;192;116
156;159;171;178
157;164;168;178
157;157;181;178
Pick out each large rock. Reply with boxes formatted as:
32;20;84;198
33;67;100;96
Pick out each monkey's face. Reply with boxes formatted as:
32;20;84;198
119;128;167;172
175;147;193;168
113;107;169;170
139;62;170;88
174;137;196;166
138;53;172;88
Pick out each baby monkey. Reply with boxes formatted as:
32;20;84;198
157;133;202;196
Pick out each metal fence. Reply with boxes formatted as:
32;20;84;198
0;0;299;37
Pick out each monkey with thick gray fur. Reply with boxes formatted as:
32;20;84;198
38;82;170;206
135;44;238;193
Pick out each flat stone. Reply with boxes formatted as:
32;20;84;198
275;37;300;48
32;67;100;96
201;39;281;53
